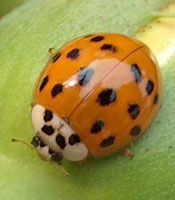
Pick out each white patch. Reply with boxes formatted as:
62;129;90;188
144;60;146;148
31;104;45;132
36;145;51;161
31;104;89;161
63;143;88;161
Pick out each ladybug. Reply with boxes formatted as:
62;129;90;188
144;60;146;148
31;33;162;173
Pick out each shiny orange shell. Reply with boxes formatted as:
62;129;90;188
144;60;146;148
33;33;162;157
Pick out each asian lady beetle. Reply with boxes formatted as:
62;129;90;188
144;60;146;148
31;33;162;170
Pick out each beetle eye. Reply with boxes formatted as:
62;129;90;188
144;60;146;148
31;136;40;147
51;152;63;164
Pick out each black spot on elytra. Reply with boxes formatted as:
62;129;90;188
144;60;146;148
146;80;154;95
77;67;94;86
90;120;104;134
154;94;159;104
130;125;141;136
39;76;49;92
41;125;54;135
90;36;104;42
97;88;116;106
131;64;142;83
67;48;80;59
44;110;53;122
128;104;140;120
56;134;66;149
101;44;117;53
100;136;115;147
51;84;63;98
69;134;81;145
52;52;61;63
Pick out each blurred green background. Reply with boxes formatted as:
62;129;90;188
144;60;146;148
0;0;175;200
0;0;30;17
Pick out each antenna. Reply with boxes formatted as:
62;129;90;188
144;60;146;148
11;138;34;150
12;138;70;177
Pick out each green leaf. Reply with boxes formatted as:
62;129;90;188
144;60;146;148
0;0;175;200
136;3;175;66
0;0;30;17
